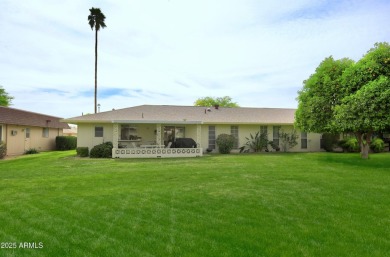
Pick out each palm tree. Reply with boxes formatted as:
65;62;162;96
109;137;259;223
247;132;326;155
88;7;106;113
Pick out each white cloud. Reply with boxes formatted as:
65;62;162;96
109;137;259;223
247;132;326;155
0;0;389;118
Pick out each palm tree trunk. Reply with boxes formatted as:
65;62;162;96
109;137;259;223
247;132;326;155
94;29;98;113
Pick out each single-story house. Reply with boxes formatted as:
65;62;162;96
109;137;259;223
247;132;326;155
62;105;323;158
0;106;70;156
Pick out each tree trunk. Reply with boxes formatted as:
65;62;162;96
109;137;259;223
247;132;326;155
357;132;372;159
94;29;98;114
361;143;370;159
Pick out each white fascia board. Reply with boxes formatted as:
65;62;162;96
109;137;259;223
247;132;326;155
201;122;294;125
60;119;113;124
112;120;203;124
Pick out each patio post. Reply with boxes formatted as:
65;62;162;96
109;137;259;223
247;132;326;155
113;123;118;148
196;124;201;148
156;124;162;145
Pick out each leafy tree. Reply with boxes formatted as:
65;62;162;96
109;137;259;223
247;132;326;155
335;42;390;159
194;96;239;107
296;42;390;159
88;7;106;113
334;76;390;158
0;86;13;106
279;129;299;152
295;57;354;133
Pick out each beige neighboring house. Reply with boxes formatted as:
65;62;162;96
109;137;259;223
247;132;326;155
63;105;323;158
63;125;78;137
0;106;70;156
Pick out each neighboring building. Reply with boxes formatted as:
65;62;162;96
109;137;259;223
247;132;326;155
0;106;70;156
63;125;78;137
63;105;322;158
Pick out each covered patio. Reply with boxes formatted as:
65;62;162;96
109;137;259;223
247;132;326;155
112;122;203;158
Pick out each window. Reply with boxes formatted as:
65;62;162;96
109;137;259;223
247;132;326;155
260;125;268;136
208;126;216;150
42;128;49;138
121;125;138;140
163;126;185;144
301;132;308;149
0;125;2;142
95;126;103;137
231;126;239;148
273;126;280;146
175;127;185;138
25;128;30;139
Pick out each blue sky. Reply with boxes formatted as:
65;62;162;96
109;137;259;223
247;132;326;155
1;0;389;118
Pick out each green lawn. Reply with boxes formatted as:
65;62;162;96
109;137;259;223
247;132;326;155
0;151;389;257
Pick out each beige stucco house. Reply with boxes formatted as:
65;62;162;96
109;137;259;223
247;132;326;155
0;106;70;156
63;105;323;158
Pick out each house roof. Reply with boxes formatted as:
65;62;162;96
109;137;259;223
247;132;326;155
0;106;70;129
63;105;296;125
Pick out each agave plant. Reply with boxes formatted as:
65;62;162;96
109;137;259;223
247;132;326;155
241;131;269;153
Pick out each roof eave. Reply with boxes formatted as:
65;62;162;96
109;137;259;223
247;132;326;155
113;120;203;124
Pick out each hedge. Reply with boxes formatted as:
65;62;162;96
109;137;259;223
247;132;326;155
56;136;77;150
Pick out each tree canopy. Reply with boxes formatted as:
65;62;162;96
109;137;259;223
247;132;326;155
295;56;354;133
0;86;13;106
194;96;239;107
296;42;390;159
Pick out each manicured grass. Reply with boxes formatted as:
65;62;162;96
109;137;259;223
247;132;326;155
0;151;389;257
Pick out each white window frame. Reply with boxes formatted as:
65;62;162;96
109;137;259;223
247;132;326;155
208;126;216;150
231;126;239;149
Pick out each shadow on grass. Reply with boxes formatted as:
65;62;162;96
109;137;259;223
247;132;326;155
313;152;390;170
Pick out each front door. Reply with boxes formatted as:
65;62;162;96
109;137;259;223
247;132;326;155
24;128;31;151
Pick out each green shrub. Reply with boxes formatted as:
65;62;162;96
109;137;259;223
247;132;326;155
56;136;77;150
241;131;268;153
279;129;299;152
268;141;280;151
338;138;359;152
90;142;113;158
0;142;6;159
321;133;339;152
216;134;235;154
370;138;384;153
25;148;39;155
76;147;89;157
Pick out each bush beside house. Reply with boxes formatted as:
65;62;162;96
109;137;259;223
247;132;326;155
338;138;360;152
56;136;77;151
0;142;6;159
90;142;113;158
370;138;385;153
216;134;235;154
